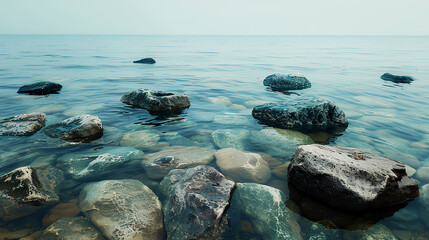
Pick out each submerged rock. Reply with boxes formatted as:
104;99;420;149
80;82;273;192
133;58;156;64
263;73;311;91
42;202;81;226
79;179;164;240
41;216;104;240
44;114;103;142
211;128;250;150
17;81;62;95
160;165;235;240
142;146;216;179
0;166;64;221
213;114;253;126
215;148;271;184
288;144;419;211
381;73;414;83
121;89;190;114
344;224;398;240
419;184;429;228
0;112;46;136
120;130;160;148
252;98;348;133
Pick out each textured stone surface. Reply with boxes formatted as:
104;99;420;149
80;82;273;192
17;81;62;95
79;179;164;240
44;114;103;142
288;144;419;210
0;113;46;136
215;148;271;184
213;114;252;126
41;216;104;240
263;73;311;91
133;58;156;64
211;128;250;150
142;146;215;179
252;98;348;133
120;130;160;148
0;166;64;221
160;165;235;240
344;224;398;240
42;202;81;226
381;73;414;83
121;89;190;114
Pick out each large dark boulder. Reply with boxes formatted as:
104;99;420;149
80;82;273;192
121;89;190;115
44;114;103;142
0;166;64;221
159;165;235;240
0;113;46;136
263;73;311;91
288;144;419;211
381;73;414;83
17;81;62;95
133;58;156;64
252;98;348;133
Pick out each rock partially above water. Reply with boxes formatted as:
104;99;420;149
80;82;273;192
252;98;348;133
133;58;156;64
288;144;419;211
160;165;235;240
263;73;311;91
44;114;103;142
79;179;164;240
381;73;414;83
121;89;190;114
0;166;64;221
17;81;62;95
0;113;46;136
41;216;104;240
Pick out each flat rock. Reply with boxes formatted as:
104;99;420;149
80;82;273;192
0;113;46;136
252;98;348;133
41;216;104;240
17;81;62;95
381;73;414;83
288;144;419;210
44;114;103;142
215;148;271;184
121;89;190;114
79;179;164;240
160;165;235;240
142;146;216;179
211;128;250;150
263;73;311;91
120;130;160;148
0;166;64;221
133;58;156;64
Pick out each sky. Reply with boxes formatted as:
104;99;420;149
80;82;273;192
0;0;428;35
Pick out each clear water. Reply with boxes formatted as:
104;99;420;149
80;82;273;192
0;35;428;239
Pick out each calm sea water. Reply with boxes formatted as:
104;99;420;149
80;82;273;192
0;35;428;239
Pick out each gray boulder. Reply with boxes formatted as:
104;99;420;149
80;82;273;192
0;166;64;221
44;114;103;142
252;98;348;133
288;144;419;211
263;73;311;91
159;165;235;240
121;89;190;114
381;73;414;83
0;113;46;136
133;58;156;64
17;81;62;95
41;216;104;240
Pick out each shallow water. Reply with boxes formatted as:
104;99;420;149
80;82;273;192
0;35;429;239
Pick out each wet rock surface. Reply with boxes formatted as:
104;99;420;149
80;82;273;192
211;128;250;150
288;144;419;211
0;113;46;136
120;129;160;148
133;58;156;64
44;114;103;142
160;165;235;240
0;166;64;221
41;216;104;240
263;73;311;91
42;202;81;226
252;98;348;133
381;73;414;84
17;81;62;95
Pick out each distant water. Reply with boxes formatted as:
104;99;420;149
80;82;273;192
0;35;429;238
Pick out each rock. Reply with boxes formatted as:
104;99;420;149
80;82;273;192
213;114;252;125
159;165;235;240
19;230;44;240
142;146;216;179
0;166;64;221
288;144;420;211
227;183;302;240
208;96;232;105
405;165;416;177
42;202;81;226
161;132;195;146
17;81;62;95
381;73;414;84
120;130;160;148
267;179;289;195
133;58;156;64
41;216;104;240
4;229;32;239
263;73;311;91
303;222;341;240
419;184;429;228
44;114;103;142
250;128;314;159
394;153;421;169
0;113;46;136
211;129;250;150
344;224;398;240
57;147;144;180
272;162;290;180
121;89;190;114
79;179;164;240
252;98;348;133
215;148;271;184
415;167;429;183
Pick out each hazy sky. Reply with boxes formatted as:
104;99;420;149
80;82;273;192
0;0;428;35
